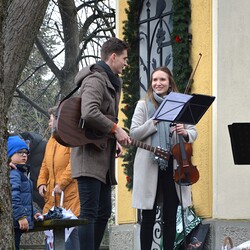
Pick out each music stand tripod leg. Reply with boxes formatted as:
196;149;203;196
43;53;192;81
177;165;187;249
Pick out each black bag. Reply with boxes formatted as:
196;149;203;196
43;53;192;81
185;223;210;249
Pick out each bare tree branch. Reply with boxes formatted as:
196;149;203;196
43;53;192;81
15;88;49;118
35;37;62;79
54;21;64;42
10;0;116;135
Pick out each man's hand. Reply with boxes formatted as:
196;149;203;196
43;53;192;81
38;185;46;197
114;125;131;146
116;142;123;158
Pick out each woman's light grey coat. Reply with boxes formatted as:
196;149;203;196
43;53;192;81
130;100;198;210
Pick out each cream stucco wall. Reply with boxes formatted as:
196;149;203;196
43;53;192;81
213;0;250;219
189;0;250;219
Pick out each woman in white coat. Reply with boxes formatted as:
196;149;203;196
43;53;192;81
130;66;198;250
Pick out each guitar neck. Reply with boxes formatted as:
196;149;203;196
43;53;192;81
131;138;157;153
130;138;170;161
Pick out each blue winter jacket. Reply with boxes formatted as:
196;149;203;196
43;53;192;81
10;164;38;229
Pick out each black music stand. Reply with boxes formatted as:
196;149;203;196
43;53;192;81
152;92;215;249
153;92;215;125
228;123;250;164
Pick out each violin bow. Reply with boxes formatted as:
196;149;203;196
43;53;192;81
184;53;202;94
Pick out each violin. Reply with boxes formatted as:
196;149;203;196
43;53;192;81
172;135;199;185
172;54;202;186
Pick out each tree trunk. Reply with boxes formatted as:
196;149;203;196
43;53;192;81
0;0;49;248
58;0;80;97
0;0;15;248
4;0;49;107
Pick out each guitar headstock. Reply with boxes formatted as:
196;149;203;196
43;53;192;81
155;147;170;161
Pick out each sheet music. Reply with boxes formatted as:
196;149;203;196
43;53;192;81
153;92;193;122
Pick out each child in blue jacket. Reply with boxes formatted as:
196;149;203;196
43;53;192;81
8;135;42;250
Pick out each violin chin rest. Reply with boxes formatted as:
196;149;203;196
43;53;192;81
176;179;192;186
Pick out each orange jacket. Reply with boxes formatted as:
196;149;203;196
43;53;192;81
37;136;80;216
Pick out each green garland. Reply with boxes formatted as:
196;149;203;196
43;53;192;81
121;0;142;191
122;0;191;191
172;0;192;92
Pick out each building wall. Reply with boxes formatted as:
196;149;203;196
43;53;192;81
189;0;213;218
115;0;214;224
116;0;136;225
213;0;250;219
185;0;250;220
113;0;250;248
116;0;250;225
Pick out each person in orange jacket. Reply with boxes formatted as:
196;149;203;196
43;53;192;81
37;106;80;250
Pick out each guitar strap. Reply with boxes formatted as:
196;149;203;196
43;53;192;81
59;85;81;104
59;63;106;105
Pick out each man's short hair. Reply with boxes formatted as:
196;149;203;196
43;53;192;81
101;37;128;61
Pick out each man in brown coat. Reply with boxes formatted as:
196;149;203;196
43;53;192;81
71;37;131;250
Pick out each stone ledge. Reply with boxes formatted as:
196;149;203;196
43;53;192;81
110;220;250;249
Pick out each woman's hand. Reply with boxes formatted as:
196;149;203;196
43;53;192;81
171;123;189;140
153;119;159;125
53;184;63;194
38;185;46;197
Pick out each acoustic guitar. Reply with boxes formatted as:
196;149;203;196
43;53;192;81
53;96;170;160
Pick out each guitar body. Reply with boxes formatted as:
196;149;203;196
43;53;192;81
53;96;172;160
53;96;110;150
